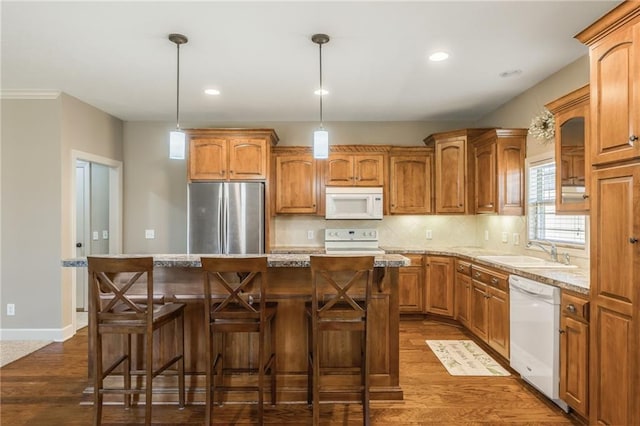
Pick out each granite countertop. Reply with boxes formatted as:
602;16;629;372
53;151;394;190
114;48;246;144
382;246;589;295
272;245;590;295
61;253;410;269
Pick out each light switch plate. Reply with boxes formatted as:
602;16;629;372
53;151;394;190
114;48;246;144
513;233;520;245
92;231;99;241
307;230;314;240
426;229;433;240
145;229;155;239
484;230;489;241
102;230;109;239
501;232;508;243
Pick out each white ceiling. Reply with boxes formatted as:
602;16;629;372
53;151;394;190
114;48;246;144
0;1;621;123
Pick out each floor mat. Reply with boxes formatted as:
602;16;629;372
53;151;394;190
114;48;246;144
426;339;510;376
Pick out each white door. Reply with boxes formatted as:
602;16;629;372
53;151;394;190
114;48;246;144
75;161;90;311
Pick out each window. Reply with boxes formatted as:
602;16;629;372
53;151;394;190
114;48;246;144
528;159;586;246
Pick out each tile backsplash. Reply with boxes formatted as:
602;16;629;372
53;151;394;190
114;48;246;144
274;214;589;269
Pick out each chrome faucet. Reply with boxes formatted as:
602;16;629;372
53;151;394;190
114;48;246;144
526;241;558;262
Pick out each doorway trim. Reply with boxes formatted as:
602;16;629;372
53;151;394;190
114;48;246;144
69;150;123;334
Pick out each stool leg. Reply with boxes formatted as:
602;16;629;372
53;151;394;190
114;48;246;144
270;317;276;406
312;324;320;426
93;332;103;426
124;334;131;409
258;328;264;424
205;324;212;425
177;314;185;409
145;331;153;425
363;322;370;426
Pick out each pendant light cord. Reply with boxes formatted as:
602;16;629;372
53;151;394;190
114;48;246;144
319;42;323;128
176;42;181;131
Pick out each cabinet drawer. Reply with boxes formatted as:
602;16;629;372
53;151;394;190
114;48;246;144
561;292;589;322
402;254;424;267
471;265;508;292
455;260;471;276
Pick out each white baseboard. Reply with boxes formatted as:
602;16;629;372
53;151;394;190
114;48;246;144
0;325;76;342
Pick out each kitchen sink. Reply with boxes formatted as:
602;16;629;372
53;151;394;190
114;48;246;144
476;255;578;269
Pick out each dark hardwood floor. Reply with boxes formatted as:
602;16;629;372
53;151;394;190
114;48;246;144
0;320;580;425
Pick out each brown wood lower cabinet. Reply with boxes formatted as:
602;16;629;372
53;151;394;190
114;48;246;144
468;264;509;359
398;254;424;313
425;256;454;317
559;291;589;418
454;260;472;327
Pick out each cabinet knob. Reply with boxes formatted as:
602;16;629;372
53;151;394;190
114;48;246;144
582;194;589;199
630;237;639;244
491;277;499;285
630;135;638;142
229;170;233;173
474;272;481;279
458;265;464;271
567;304;577;314
559;329;566;334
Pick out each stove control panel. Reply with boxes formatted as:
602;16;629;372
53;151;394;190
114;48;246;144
325;228;378;242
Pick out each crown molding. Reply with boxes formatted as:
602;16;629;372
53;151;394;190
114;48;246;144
0;90;61;100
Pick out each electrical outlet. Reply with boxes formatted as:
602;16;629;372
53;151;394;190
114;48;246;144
92;231;99;241
102;230;109;239
501;232;508;243
307;230;314;240
484;230;489;241
145;229;155;239
7;304;15;316
513;233;520;245
425;229;433;240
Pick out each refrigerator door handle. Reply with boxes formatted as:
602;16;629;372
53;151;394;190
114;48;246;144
222;183;229;254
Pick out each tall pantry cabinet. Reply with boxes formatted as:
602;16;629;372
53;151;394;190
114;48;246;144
576;3;640;425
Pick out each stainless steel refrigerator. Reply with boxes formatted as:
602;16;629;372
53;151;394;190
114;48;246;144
188;182;265;254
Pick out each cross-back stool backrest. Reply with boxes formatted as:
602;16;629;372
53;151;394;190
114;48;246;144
309;256;375;319
201;257;269;321
87;256;154;324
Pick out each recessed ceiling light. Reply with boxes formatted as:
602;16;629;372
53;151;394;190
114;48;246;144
499;69;522;78
314;89;329;96
429;51;449;62
204;89;220;95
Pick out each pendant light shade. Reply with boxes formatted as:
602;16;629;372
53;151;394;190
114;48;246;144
312;33;330;159
168;33;188;160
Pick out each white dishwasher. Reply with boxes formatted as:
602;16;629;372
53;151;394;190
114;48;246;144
509;275;568;412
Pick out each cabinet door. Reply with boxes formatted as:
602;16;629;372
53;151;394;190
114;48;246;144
470;281;488;341
560;315;589;418
590;163;640;426
354;155;385;186
497;137;525;215
435;139;467;213
454;272;471;327
425;256;454;317
487;286;509;359
399;267;424;313
474;142;496;213
274;155;317;214
228;138;267;180
590;24;640;164
188;137;227;180
326;154;354;186
389;155;433;214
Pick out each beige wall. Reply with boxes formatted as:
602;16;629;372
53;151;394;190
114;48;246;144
1;94;122;339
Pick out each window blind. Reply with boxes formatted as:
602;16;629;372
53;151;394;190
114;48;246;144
528;161;585;245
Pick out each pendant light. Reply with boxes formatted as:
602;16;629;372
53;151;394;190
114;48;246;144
312;34;330;159
168;33;188;160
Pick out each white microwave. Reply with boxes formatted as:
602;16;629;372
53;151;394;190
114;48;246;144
325;187;383;220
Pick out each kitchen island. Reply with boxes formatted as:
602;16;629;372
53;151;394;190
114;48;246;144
62;253;410;404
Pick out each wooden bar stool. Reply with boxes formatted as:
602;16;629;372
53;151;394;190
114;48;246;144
201;256;277;425
307;255;375;426
87;256;185;426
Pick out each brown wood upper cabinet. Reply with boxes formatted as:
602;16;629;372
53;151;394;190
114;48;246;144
187;129;278;181
546;85;590;213
424;129;491;214
577;6;640;165
473;129;527;215
388;147;434;214
325;152;385;186
272;147;318;215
